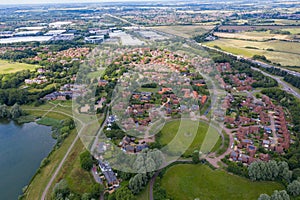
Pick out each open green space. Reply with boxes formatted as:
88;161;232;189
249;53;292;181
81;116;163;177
28;83;59;93
0;59;39;74
46;137;95;199
205;39;300;67
87;69;105;79
158;120;220;156
37;117;61;127
160;164;284;200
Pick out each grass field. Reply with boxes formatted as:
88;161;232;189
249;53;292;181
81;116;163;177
28;83;59;93
159;120;220;156
160;164;284;200
0;59;39;74
151;25;214;38
37;117;61;127
87;69;105;79
205;38;300;67
46;137;95;199
281;28;300;34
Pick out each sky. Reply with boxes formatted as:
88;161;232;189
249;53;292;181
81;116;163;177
0;0;156;5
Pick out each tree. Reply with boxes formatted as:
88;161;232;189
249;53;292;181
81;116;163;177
270;190;290;200
258;194;271;200
192;150;200;164
249;161;291;182
292;168;300;180
81;193;92;200
10;103;22;119
0;104;10;118
287;179;300;197
52;179;70;199
89;184;104;199
278;161;292;183
80;151;93;171
129;173;148;194
115;185;136;200
145;157;156;173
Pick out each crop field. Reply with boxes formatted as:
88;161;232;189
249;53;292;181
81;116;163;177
0;59;39;74
218;25;300;32
151;25;214;38
160;164;284;200
281;28;300;34
256;19;300;26
205;38;300;67
214;31;293;41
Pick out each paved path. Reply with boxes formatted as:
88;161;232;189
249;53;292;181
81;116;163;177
24;107;86;200
41;134;80;200
205;128;234;168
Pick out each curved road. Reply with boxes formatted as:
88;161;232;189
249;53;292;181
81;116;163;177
202;45;300;100
251;67;300;99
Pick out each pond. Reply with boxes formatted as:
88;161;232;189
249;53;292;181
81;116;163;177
0;121;55;199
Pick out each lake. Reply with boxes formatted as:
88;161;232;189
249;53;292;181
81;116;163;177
0;121;56;200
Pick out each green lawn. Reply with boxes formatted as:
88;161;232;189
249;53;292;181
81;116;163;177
159;120;220;156
87;69;105;79
0;59;39;74
37;117;61;127
160;164;284;200
28;83;58;93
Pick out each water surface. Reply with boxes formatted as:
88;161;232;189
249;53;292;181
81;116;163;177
0;121;55;200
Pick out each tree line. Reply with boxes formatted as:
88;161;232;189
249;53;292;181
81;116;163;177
0;103;23;120
264;67;300;89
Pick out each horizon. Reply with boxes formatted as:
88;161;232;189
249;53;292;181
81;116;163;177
0;0;174;5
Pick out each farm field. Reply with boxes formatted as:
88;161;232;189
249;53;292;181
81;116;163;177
255;19;300;26
218;25;300;32
281;28;300;34
160;164;284;200
0;59;39;74
205;38;300;67
214;31;293;41
151;25;214;38
158;120;220;156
